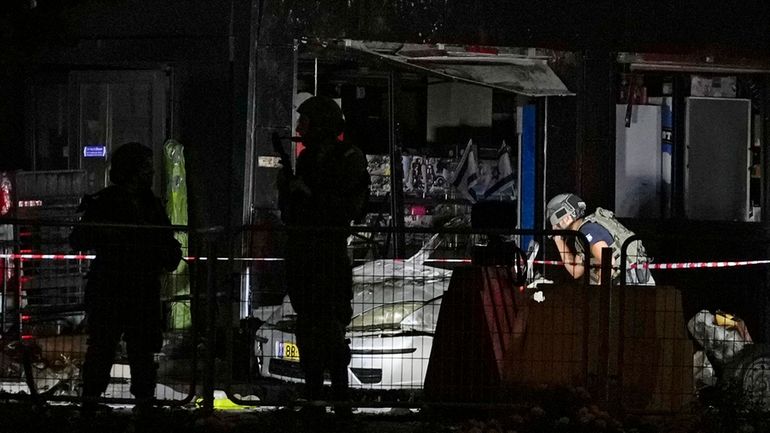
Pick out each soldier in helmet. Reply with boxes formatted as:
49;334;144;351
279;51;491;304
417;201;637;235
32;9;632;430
277;96;370;415
546;193;654;285
70;142;182;414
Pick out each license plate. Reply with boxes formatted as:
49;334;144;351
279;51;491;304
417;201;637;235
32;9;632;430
276;341;300;362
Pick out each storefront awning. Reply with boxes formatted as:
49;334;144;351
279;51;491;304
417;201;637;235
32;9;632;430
342;40;574;97
618;52;770;74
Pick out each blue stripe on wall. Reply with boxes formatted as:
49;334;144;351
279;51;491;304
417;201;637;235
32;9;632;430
521;105;537;249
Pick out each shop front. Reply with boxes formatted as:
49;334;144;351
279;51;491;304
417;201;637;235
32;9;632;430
243;38;574;309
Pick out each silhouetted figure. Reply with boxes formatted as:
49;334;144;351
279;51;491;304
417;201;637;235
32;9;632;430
70;142;182;413
278;96;369;415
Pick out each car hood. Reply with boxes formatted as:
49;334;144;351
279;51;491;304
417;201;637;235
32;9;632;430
265;233;451;325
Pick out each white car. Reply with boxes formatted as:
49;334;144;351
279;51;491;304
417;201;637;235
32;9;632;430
255;233;451;390
255;233;540;391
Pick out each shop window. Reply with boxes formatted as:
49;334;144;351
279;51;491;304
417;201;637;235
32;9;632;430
26;71;167;195
27;78;69;171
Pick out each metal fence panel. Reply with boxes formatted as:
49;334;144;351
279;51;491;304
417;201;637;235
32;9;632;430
7;218;766;414
230;226;596;408
0;220;196;406
619;233;770;414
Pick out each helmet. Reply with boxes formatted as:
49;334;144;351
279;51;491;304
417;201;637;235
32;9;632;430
296;96;345;137
109;142;153;185
547;193;586;226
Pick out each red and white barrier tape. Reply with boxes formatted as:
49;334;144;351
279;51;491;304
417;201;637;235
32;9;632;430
633;260;770;270
0;253;95;260
3;253;770;269
0;253;279;262
424;258;770;270
534;259;770;270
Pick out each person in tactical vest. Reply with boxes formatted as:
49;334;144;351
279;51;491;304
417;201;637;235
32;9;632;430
70;142;182;414
546;193;654;285
277;96;370;416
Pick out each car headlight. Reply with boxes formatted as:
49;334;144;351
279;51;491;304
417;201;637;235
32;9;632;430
400;297;442;333
347;302;423;333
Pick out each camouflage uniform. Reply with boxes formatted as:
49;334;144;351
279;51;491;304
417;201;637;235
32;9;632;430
71;163;181;402
280;132;369;402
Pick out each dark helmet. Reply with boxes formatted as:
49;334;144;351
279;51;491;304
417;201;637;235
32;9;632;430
547;193;586;226
296;96;345;137
109;142;153;185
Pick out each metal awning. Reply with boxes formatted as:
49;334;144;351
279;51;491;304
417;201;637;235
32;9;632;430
341;40;574;97
618;52;770;74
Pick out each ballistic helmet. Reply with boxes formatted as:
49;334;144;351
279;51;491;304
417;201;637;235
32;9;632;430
547;193;586;226
296;96;345;137
109;142;152;185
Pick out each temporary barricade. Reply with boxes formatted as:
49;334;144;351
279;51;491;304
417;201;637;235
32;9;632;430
228;225;770;415
618;233;770;414
2;217;768;415
0;219;197;406
226;225;603;408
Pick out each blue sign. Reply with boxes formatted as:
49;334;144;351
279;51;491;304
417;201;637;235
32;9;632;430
83;145;107;158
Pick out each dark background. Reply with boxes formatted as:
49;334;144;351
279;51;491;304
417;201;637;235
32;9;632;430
2;1;770;338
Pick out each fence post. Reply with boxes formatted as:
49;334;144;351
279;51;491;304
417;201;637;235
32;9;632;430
617;238;629;414
597;247;613;403
201;227;221;414
1;254;6;333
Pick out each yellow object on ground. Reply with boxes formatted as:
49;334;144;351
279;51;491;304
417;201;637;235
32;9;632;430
714;310;739;328
714;310;753;341
195;391;254;410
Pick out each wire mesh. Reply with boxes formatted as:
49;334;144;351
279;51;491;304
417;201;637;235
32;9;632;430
236;226;594;407
0;220;195;405
4;218;769;414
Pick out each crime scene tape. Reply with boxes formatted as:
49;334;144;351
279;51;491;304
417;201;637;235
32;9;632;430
422;258;770;270
630;260;770;270
0;253;277;261
0;253;95;260
531;259;770;270
3;254;770;269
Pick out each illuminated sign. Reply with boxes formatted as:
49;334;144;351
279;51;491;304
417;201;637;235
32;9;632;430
18;200;43;208
83;145;107;158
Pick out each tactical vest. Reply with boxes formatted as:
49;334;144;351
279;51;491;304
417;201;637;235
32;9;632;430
576;207;650;284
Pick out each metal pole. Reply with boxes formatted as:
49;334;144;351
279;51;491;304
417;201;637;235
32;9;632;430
387;71;405;258
1;254;6;333
542;96;548;230
202;232;218;414
599;247;613;403
241;0;262;227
